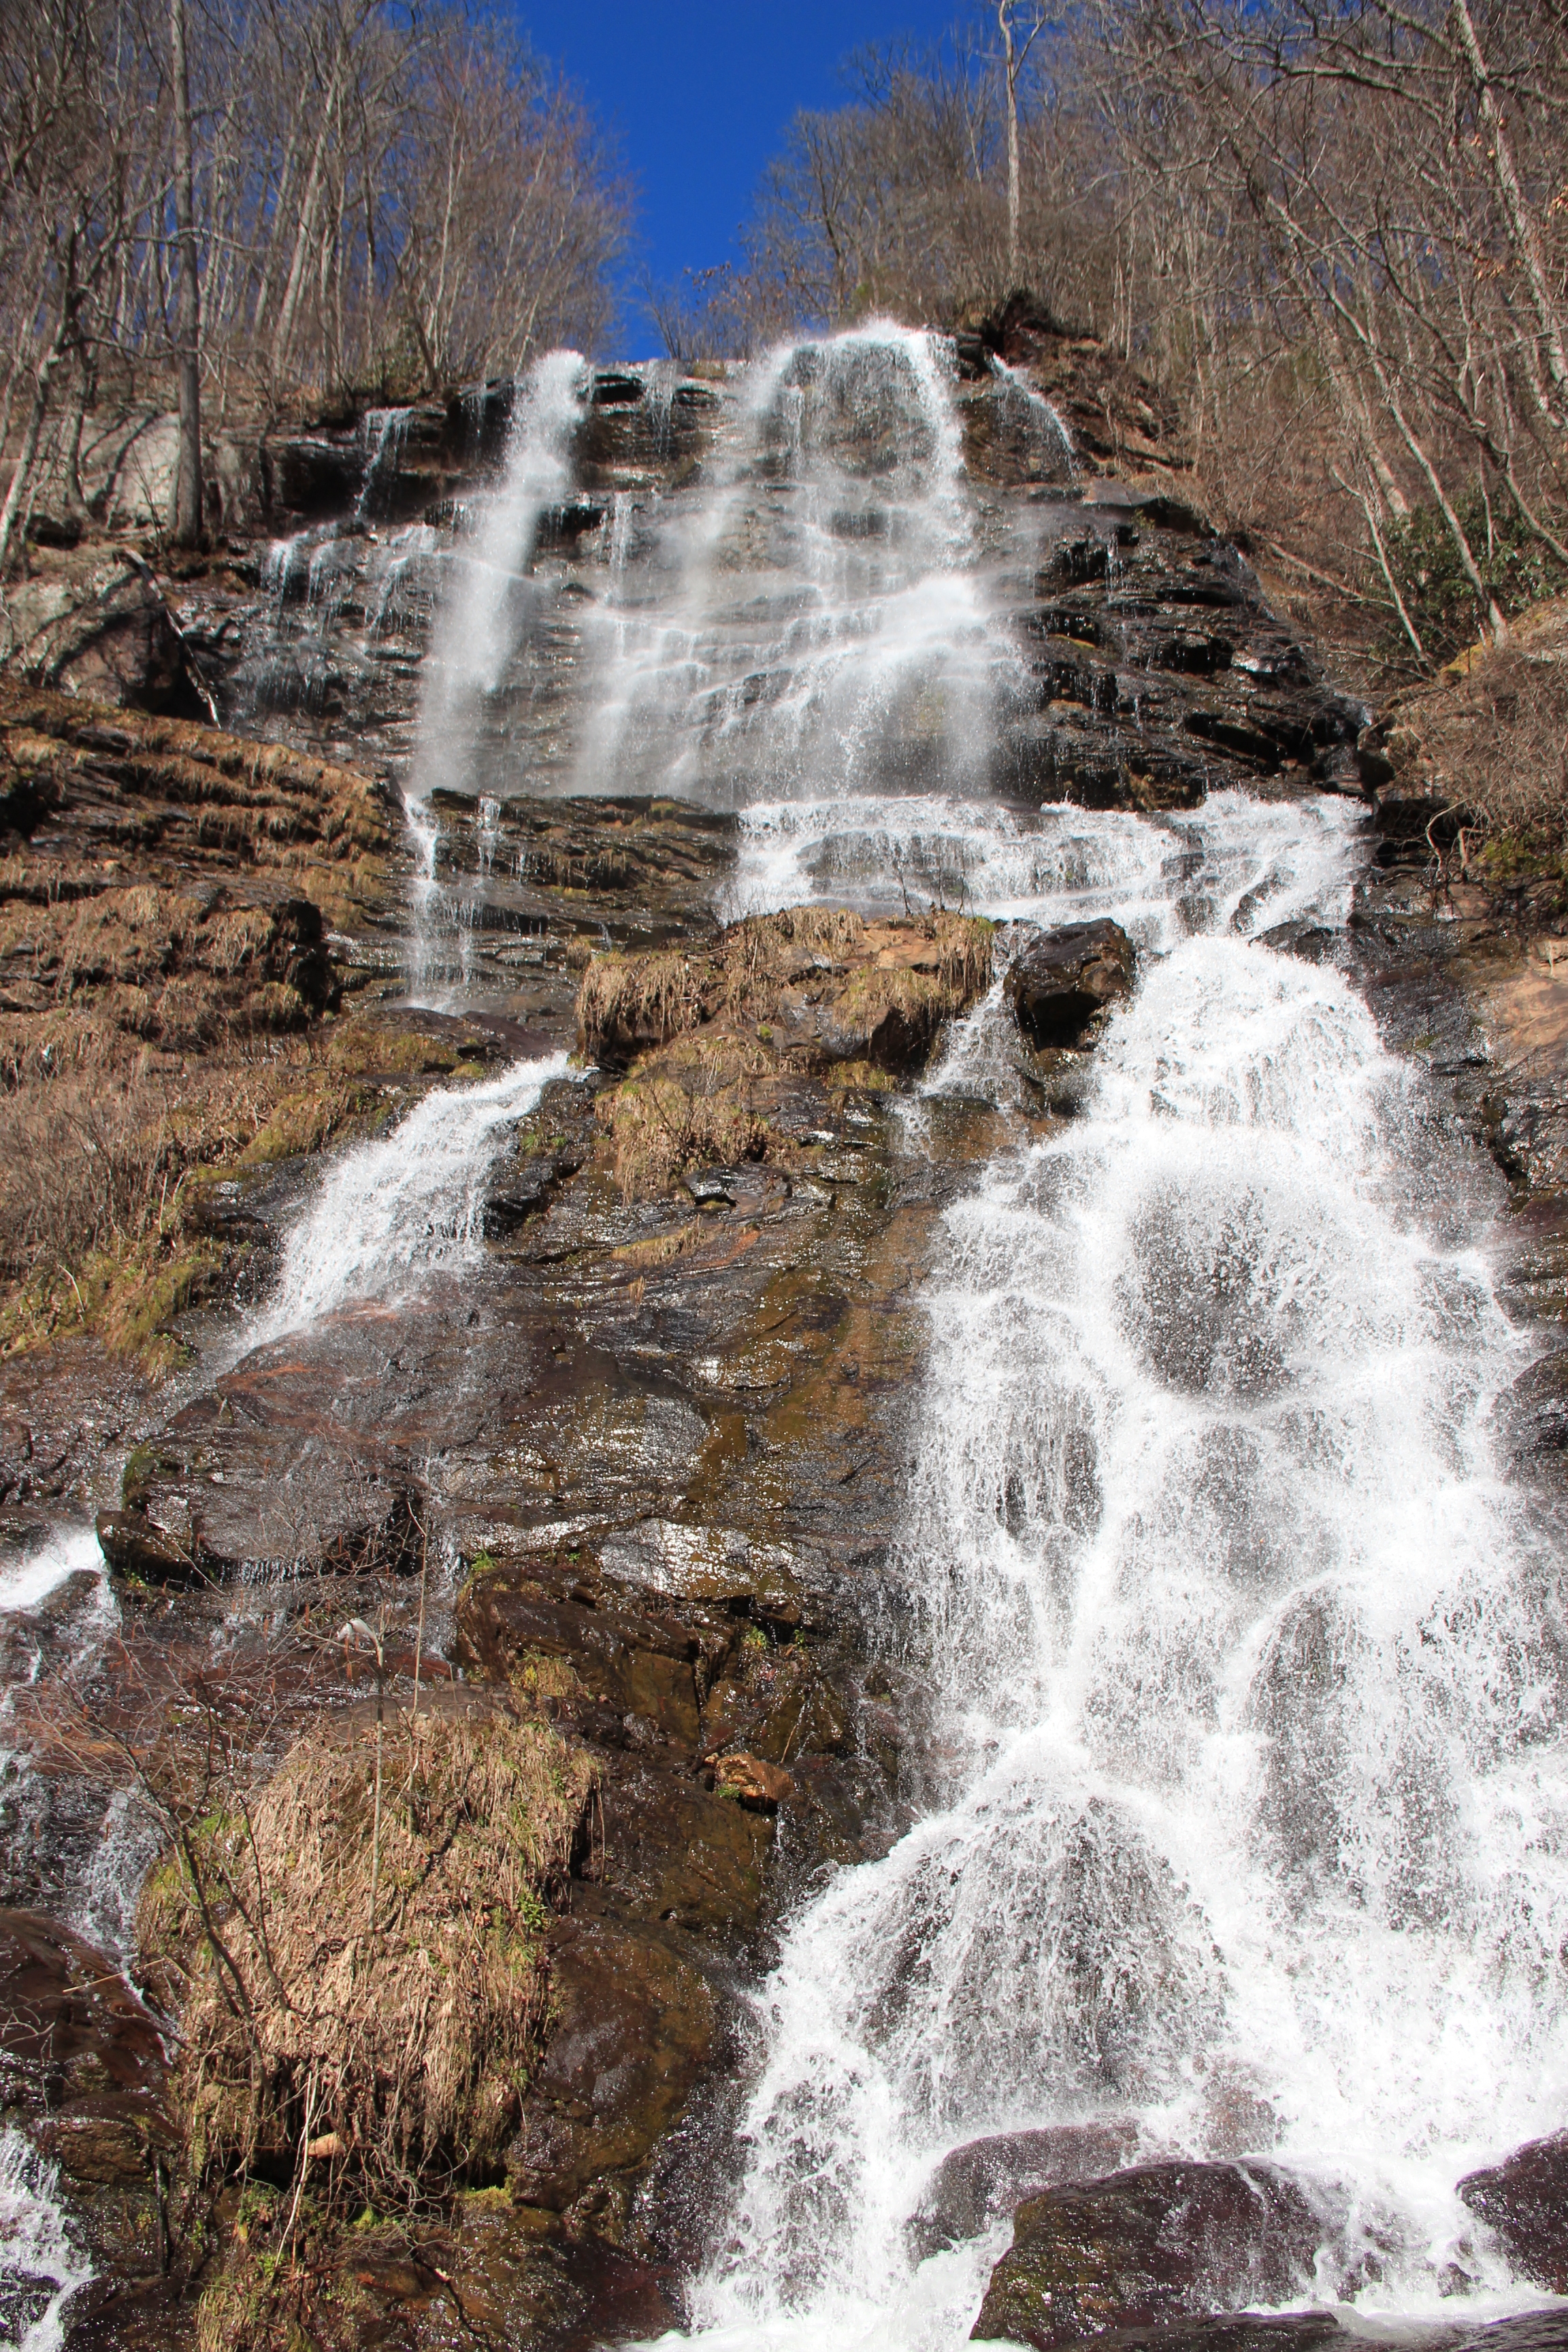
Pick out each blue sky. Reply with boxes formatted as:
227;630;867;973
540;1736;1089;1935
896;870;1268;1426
515;2;977;345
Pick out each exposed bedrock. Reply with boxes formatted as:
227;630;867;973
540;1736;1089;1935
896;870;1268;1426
970;2160;1329;2351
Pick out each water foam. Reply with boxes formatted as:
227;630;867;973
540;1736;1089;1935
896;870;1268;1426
0;2127;93;2351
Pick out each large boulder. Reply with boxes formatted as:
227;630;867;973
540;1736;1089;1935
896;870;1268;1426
970;2159;1325;2349
1006;918;1136;1053
910;2121;1137;2259
1458;2129;1568;2292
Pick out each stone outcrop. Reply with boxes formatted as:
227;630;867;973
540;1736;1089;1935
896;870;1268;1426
910;2122;1139;2259
993;483;1369;811
10;346;1568;2352
1458;2130;1568;2293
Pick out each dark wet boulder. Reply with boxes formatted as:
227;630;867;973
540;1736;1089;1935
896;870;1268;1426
108;1389;423;1586
1458;2129;1568;2293
910;2121;1138;2259
504;1916;717;2219
970;2159;1325;2349
1006;919;1135;1052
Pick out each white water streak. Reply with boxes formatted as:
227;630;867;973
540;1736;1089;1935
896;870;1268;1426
0;2128;93;2352
259;1054;568;1336
405;350;589;998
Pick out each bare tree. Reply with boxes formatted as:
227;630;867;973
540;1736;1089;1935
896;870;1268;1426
167;0;201;543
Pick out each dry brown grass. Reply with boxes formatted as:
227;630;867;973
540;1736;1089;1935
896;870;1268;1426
599;1030;771;1199
576;945;702;1061
137;1707;595;2198
1419;653;1568;861
0;1036;384;1365
580;903;993;1200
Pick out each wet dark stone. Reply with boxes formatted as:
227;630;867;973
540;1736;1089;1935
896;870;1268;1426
0;1909;169;2125
1007;919;1136;1051
909;2121;1139;2258
1458;2129;1568;2292
504;1918;718;2213
0;2274;58;2339
970;2160;1326;2349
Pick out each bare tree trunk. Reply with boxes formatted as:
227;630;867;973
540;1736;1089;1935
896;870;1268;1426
0;284;74;576
169;0;203;544
1449;0;1568;410
999;3;1020;282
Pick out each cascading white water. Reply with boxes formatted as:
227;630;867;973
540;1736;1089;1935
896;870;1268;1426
0;2129;95;2352
576;326;1019;808
648;789;1568;2351
404;349;589;998
257;1053;569;1337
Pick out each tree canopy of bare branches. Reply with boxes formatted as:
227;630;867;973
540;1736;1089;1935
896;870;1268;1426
0;0;629;562
716;0;1568;680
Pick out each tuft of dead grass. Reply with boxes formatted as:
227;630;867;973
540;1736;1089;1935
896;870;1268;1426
576;945;700;1062
599;1030;771;1200
578;902;993;1200
1377;606;1568;870
138;1708;595;2198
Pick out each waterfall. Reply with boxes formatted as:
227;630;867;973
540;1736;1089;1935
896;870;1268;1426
654;788;1568;2349
575;325;1015;808
257;1053;569;1338
0;2129;95;2352
403;349;590;999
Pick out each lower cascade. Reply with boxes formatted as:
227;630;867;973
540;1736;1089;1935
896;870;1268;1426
649;791;1565;2347
7;320;1568;2352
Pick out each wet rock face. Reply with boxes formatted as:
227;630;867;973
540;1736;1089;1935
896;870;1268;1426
1007;919;1136;1053
993;489;1367;813
0;1909;173;2296
970;2160;1326;2350
1458;2130;1568;2292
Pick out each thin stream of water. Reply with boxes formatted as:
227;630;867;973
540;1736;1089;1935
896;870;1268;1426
404;350;589;1000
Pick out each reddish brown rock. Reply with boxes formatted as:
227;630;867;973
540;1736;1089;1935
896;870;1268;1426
1458;2130;1568;2293
710;1751;795;1810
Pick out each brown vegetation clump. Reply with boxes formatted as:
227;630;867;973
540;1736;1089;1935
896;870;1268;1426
578;902;993;1200
600;1033;772;1200
575;945;704;1062
137;1707;595;2198
1375;603;1568;868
